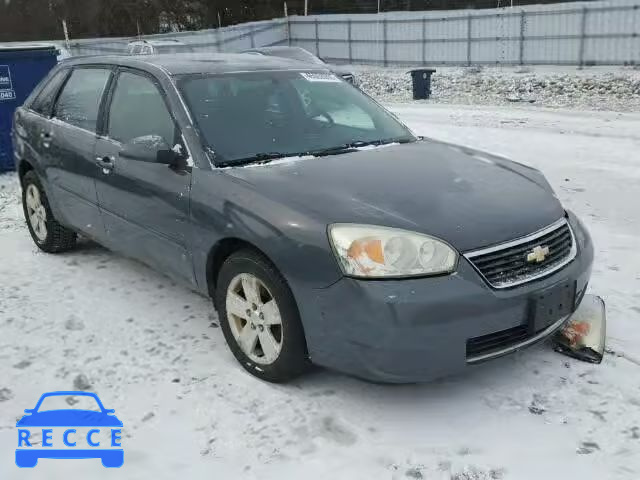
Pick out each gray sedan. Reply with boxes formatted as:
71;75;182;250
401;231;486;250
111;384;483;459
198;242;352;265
12;53;593;383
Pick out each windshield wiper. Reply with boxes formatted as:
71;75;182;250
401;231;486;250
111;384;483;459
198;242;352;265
218;137;416;167
218;152;291;168
308;137;414;157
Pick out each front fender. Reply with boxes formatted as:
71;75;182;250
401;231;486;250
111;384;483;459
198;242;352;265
189;169;343;297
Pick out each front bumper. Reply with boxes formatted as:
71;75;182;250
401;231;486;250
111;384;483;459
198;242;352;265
298;215;593;383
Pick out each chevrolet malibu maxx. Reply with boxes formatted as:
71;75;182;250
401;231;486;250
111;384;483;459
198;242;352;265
12;54;593;383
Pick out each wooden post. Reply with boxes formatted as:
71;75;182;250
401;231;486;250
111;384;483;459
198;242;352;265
61;19;70;49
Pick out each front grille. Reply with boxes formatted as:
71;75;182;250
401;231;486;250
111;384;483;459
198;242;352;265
466;325;529;358
465;219;575;289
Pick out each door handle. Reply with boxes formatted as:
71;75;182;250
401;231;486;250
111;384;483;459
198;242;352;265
96;155;115;174
40;131;53;149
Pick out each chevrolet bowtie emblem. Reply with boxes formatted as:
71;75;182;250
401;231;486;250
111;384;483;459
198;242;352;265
527;245;550;263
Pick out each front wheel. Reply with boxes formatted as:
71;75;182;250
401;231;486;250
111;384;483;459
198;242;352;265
21;170;76;253
215;249;308;382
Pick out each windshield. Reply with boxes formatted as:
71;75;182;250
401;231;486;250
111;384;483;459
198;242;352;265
36;394;102;412
179;71;415;166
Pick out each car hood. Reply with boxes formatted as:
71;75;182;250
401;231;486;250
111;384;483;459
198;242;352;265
222;141;564;252
16;410;123;427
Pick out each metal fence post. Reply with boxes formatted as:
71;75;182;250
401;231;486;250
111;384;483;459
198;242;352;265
466;14;472;66
347;19;353;64
285;14;291;47
250;25;255;48
422;17;426;65
519;10;526;65
315;18;320;57
383;18;388;67
578;6;587;67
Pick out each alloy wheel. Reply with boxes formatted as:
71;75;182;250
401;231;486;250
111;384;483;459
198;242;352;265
25;184;47;242
225;273;283;365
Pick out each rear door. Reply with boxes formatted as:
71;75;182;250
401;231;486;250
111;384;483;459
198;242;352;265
13;67;69;181
45;66;112;239
93;68;194;284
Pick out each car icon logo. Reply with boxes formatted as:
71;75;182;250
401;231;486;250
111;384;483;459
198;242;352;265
15;391;123;468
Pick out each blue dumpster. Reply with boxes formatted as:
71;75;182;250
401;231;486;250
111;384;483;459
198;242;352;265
0;44;58;171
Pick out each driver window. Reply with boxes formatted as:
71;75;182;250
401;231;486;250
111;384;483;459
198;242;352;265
107;71;175;145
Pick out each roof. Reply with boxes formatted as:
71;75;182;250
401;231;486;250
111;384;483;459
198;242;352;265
65;52;331;76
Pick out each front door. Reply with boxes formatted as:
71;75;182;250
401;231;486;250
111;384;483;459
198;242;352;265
45;66;112;239
93;69;194;284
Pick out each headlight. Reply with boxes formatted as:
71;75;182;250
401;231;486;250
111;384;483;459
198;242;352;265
328;224;458;278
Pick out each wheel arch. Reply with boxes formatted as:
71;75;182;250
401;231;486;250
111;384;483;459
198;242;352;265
206;237;276;298
17;159;34;186
206;236;311;374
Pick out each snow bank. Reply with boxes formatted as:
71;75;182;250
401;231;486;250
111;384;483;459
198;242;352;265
354;66;640;112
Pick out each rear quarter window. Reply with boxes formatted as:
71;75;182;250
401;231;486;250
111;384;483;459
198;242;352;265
30;69;69;117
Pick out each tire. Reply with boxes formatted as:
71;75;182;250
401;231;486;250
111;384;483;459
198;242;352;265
21;170;77;253
215;248;308;382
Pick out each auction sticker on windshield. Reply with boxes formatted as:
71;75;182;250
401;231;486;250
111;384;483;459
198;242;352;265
300;72;341;82
15;391;124;468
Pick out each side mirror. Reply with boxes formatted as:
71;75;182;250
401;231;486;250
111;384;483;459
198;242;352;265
120;135;176;165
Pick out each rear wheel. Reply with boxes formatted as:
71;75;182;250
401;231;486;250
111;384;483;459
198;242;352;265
215;249;308;382
21;170;77;253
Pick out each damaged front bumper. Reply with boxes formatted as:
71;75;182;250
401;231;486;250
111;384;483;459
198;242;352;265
298;217;594;383
553;294;606;364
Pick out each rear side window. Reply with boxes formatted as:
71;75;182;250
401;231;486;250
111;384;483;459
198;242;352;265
107;71;175;145
53;68;111;132
30;69;69;117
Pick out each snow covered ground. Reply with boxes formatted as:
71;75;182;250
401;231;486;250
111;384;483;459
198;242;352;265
355;65;640;112
1;102;639;479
